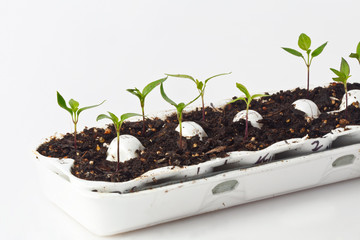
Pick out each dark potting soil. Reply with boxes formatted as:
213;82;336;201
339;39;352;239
37;83;360;182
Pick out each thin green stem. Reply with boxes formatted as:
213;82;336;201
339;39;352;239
307;65;310;97
116;129;120;172
141;104;146;136
306;52;310;95
344;83;348;119
244;105;249;141
178;111;183;149
201;94;205;121
73;113;78;151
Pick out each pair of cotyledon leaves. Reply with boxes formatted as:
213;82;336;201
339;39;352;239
229;83;268;107
126;77;168;107
159;73;231;115
97;77;168;130
330;58;351;84
282;33;328;64
57;91;105;123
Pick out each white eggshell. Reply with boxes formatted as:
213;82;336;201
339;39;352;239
339;89;360;111
292;99;320;119
233;110;263;129
106;134;145;162
175;121;208;140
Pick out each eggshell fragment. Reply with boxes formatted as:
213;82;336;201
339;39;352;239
293;99;320;119
107;135;145;162
339;89;360;111
175;121;208;140
233;110;263;129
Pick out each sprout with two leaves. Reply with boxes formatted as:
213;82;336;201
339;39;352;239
126;77;167;135
282;33;328;95
228;83;268;141
160;82;201;149
57;91;105;151
330;58;352;118
165;72;231;121
96;112;142;172
349;41;360;64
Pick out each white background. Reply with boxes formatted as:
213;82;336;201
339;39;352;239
1;0;360;239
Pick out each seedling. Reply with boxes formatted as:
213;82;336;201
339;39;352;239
349;41;360;64
160;82;201;149
57;91;105;151
127;77;167;135
228;83;268;141
330;58;351;117
282;33;328;95
165;72;231;121
96;112;142;171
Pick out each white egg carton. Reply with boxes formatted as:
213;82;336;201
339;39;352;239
35;140;360;236
34;89;360;235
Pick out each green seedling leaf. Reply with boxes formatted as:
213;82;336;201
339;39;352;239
197;81;204;91
142;77;167;98
204;72;232;84
282;47;303;57
236;83;250;99
160;82;177;107
57;91;72;115
77;100;106;116
177;102;186;113
108;111;119;124
311;42;328;58
165;74;196;83
298;33;311;51
120;112;142;122
340;58;350;77
228;97;246;104
165;72;230;121
96;113;113;122
350;53;359;58
250;93;269;100
69;99;79;111
349;42;360;64
332;77;344;83
330;68;346;79
126;88;142;99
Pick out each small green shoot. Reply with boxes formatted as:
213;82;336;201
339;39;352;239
349;41;360;64
330;58;351;118
96;112;142;171
165;72;231;121
57;91;105;151
228;83;268;141
282;33;328;95
160;82;201;149
126;77;167;135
